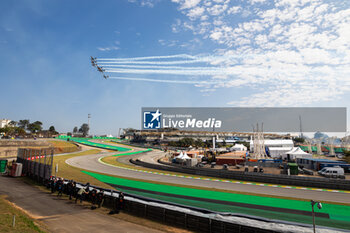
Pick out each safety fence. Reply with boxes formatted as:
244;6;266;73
42;179;293;233
122;201;275;233
131;159;350;190
16;148;53;181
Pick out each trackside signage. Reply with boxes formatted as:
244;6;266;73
141;107;346;132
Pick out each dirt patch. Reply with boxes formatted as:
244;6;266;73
0;194;48;233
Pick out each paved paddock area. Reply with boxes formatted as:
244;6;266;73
0;175;163;233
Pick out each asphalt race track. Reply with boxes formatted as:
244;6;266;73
66;141;350;204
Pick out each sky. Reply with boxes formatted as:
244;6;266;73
0;0;349;136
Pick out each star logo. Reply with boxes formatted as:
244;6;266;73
151;109;162;122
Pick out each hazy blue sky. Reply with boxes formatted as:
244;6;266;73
1;0;349;135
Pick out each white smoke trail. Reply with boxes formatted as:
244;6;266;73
98;53;246;65
105;67;244;76
102;64;221;70
98;54;196;61
109;77;222;85
94;53;252;85
98;60;208;65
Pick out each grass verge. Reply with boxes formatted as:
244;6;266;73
52;149;114;190
48;140;80;154
0;195;47;233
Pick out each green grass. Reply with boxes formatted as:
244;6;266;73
69;138;131;151
0;195;47;233
52;149;114;189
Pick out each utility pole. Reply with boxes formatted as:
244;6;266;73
299;115;303;138
88;114;91;136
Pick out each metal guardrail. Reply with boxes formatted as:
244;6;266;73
131;159;350;190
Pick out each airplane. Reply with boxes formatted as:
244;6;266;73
103;74;109;79
90;56;97;67
96;65;105;73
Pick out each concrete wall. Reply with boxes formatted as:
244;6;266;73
0;140;51;158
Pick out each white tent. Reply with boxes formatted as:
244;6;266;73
176;151;192;163
282;147;312;160
268;147;293;158
231;144;247;151
181;152;191;160
175;151;184;159
285;147;299;154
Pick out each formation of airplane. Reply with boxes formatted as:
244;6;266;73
90;56;97;67
90;56;109;79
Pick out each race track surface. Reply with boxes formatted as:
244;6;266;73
66;146;350;204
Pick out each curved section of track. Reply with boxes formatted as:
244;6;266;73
66;146;350;204
61;139;350;230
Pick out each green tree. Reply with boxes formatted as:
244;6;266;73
49;126;58;134
73;126;78;133
15;127;26;136
204;140;212;148
9;121;17;127
293;137;305;143
0;126;25;137
79;123;89;137
194;138;204;148
28;121;43;133
0;127;11;135
18;119;30;129
182;137;195;147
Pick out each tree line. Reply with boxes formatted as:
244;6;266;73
0;119;57;137
168;137;210;148
68;124;89;137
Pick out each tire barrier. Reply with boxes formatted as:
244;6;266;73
16;148;54;181
130;159;350;190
